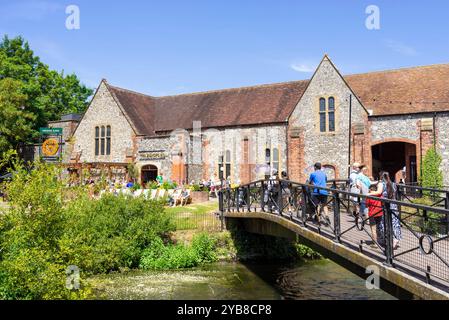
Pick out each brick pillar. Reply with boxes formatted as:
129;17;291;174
287;127;304;182
202;140;210;180
418;118;435;178
239;138;250;184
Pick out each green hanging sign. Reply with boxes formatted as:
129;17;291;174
39;127;63;136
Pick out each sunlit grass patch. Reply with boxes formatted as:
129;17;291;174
165;201;220;231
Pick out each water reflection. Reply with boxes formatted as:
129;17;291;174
90;260;395;300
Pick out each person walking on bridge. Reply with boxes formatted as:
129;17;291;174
369;171;402;249
356;165;372;220
308;163;330;226
349;162;361;217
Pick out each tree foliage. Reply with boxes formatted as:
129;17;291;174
420;146;443;190
0;160;175;299
0;35;93;154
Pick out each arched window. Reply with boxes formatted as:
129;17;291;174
264;147;280;177
265;148;271;166
95;126;100;156
328;97;335;132
100;126;105;155
218;155;224;180
225;150;231;179
319;97;336;132
319;98;326;132
272;148;279;172
106;125;111;155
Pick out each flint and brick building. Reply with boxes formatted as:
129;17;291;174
52;55;449;185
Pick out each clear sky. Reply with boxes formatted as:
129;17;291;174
1;0;448;96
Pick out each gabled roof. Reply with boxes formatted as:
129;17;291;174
345;63;449;116
101;60;449;136
107;80;309;136
107;84;157;135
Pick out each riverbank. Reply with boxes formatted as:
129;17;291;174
165;201;322;264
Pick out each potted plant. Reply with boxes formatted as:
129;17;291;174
189;184;209;203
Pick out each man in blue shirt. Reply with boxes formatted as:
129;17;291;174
308;162;330;225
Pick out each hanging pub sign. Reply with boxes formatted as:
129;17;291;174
39;127;63;162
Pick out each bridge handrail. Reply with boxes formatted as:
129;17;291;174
220;179;449;215
219;178;449;290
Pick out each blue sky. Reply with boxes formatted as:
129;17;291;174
1;0;448;96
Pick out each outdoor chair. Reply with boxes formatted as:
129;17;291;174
179;189;191;206
121;188;132;196
158;189;167;199
170;189;182;206
150;189;158;200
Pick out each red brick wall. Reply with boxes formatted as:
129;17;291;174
287;126;305;182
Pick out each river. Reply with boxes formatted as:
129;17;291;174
90;259;395;300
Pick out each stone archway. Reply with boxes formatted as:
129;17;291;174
371;141;417;183
141;164;158;184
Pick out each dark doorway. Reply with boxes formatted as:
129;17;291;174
371;142;417;183
141;165;158;184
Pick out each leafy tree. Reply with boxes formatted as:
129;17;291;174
127;163;139;182
420;147;443;190
0;79;35;153
0;35;93;154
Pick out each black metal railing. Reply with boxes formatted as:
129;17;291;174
219;179;449;291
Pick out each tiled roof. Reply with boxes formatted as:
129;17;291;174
108;80;309;136
106;62;449;136
345;63;449;116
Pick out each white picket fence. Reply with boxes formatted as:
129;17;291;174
99;188;186;201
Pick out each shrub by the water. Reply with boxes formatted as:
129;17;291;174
0;161;175;299
60;193;175;274
139;233;218;270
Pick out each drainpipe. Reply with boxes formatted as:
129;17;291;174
285;123;289;177
419;122;423;180
433;112;437;149
347;95;352;178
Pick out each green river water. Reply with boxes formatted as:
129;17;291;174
90;259;395;300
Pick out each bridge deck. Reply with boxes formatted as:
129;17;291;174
228;205;449;293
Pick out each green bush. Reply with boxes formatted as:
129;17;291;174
139;233;217;270
0;160;175;299
190;184;202;191
146;181;159;189
191;233;218;263
0;161;91;299
411;197;446;235
161;181;177;190
420;147;443;192
60;193;175;274
294;243;323;260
